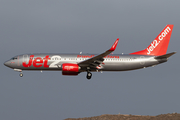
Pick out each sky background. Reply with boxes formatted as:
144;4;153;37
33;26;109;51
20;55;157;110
0;0;180;120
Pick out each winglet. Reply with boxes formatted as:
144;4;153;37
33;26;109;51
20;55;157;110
109;38;119;51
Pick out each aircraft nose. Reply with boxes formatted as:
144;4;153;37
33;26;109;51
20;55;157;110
4;60;11;67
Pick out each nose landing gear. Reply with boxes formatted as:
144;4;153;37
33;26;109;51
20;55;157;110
13;69;23;77
19;72;23;77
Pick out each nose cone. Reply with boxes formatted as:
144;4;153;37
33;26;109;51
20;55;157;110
4;60;11;67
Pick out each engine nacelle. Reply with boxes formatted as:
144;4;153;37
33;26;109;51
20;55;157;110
62;63;80;76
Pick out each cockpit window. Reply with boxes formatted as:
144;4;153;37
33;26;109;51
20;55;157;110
11;57;18;60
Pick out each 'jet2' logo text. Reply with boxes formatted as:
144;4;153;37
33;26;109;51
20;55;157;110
22;55;50;67
147;26;171;55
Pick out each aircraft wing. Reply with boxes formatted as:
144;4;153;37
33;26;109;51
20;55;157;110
78;38;119;69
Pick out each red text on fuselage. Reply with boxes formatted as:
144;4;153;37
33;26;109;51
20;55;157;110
22;55;50;68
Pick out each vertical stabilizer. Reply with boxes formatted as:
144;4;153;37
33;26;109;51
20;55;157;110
130;25;174;56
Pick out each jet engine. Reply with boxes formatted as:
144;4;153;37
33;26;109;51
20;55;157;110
62;63;80;75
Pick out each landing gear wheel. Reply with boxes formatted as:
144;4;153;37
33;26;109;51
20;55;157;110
86;72;92;80
19;73;23;77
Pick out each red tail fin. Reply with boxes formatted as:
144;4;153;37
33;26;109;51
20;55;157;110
130;25;174;56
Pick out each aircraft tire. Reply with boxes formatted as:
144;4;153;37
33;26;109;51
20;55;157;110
86;72;92;79
19;73;23;77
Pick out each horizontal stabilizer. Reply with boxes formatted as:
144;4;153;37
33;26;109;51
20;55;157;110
155;52;176;59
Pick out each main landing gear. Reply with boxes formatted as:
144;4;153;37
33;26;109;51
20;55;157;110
86;71;92;80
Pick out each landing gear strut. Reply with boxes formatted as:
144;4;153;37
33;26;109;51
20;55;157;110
86;72;92;79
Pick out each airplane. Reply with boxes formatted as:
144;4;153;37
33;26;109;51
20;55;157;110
4;24;176;80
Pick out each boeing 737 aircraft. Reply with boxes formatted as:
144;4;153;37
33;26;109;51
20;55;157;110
4;25;175;79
